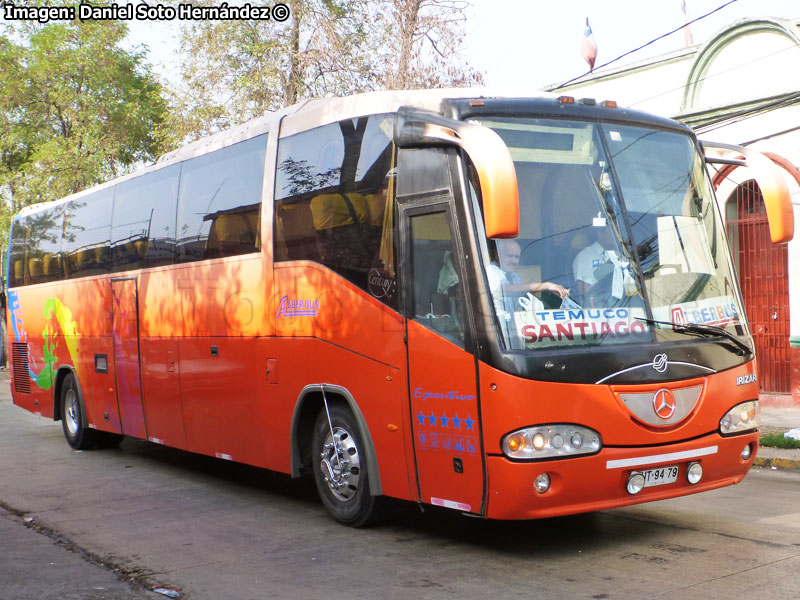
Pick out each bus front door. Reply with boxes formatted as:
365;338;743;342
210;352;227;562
402;204;485;515
111;277;147;439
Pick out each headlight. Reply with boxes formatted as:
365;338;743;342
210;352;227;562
502;424;601;460
719;401;760;435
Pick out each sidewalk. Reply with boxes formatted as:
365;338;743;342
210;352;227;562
756;393;800;471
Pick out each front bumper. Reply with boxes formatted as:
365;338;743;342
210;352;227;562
486;431;758;519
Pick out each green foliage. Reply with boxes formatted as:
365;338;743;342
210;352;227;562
0;15;169;251
0;1;485;255
164;0;484;146
760;433;800;449
160;0;379;147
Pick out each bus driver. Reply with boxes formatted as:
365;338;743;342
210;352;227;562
488;239;569;317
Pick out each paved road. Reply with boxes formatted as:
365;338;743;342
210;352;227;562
1;384;798;600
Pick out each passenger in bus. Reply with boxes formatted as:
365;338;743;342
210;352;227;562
572;223;636;306
487;239;569;317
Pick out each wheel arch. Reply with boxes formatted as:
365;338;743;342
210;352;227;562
52;365;82;424
290;383;382;496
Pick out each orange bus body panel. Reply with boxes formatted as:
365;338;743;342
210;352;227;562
111;278;147;439
265;337;412;501
479;362;759;451
272;262;405;365
139;337;184;448
406;320;482;512
7;255;418;502
8;278;115;424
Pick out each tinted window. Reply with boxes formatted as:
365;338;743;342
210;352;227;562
275;115;397;307
111;164;180;271
8;217;29;288
176;135;266;263
24;206;64;285
396;148;451;198
410;211;465;346
62;188;114;279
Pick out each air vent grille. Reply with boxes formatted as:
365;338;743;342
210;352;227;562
12;342;31;394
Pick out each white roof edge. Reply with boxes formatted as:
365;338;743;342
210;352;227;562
279;87;556;136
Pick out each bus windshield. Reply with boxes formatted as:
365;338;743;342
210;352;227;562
476;117;745;351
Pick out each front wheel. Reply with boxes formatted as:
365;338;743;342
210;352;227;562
311;404;382;527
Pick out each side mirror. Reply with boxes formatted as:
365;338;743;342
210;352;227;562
703;141;794;243
395;107;519;238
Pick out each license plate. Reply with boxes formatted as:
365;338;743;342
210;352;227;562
641;464;679;487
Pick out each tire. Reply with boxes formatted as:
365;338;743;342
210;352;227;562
60;373;98;450
311;404;382;527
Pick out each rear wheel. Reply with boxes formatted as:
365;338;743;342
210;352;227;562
311;404;382;527
60;373;98;450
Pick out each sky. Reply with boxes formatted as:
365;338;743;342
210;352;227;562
125;0;800;90
465;0;800;89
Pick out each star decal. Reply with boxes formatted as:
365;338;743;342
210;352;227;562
440;412;450;429
451;413;462;430
428;411;437;427
417;411;426;426
464;414;475;431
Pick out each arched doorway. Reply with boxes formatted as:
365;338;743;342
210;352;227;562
725;181;790;392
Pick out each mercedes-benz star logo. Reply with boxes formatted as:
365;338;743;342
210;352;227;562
652;388;677;420
652;353;668;373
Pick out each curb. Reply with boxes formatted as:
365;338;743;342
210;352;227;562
752;456;800;471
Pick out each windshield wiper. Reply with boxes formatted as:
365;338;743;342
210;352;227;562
635;318;752;356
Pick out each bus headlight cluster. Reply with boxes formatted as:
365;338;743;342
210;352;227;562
502;425;601;460
719;401;760;435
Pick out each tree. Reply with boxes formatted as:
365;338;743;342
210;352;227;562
0;17;168;246
166;0;483;144
163;0;379;145
380;0;483;90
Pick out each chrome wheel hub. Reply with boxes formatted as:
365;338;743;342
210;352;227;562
65;389;79;436
319;426;361;502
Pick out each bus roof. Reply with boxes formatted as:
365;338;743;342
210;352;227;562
158;87;556;163
13;87;687;220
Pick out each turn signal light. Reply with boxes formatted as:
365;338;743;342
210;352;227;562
506;434;524;453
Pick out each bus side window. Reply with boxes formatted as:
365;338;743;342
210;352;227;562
26;207;64;285
176;135;266;263
62;188;114;279
8;217;29;288
274;114;398;309
112;164;180;271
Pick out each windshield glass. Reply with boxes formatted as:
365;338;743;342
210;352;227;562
475;117;745;351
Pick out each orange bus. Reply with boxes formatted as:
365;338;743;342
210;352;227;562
6;90;793;526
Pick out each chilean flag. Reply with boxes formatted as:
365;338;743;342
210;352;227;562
682;0;694;47
581;18;597;71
